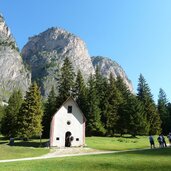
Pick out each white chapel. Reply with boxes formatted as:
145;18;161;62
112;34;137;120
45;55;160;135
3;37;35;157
50;96;86;147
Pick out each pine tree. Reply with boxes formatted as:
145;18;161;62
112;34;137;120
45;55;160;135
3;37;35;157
137;74;161;135
57;57;75;107
166;103;171;133
158;88;170;134
86;74;105;136
94;66;108;130
126;95;148;137
105;73;122;136
1;90;23;138
94;66;107;101
17;82;43;139
42;86;57;138
0;104;6;134
98;78;109;131
73;70;88;116
115;76;131;135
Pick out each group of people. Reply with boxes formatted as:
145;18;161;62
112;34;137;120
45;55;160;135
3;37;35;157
149;133;171;149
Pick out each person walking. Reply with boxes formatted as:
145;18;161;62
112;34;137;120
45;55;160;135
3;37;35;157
157;135;163;148
149;135;155;149
167;133;171;146
161;134;167;147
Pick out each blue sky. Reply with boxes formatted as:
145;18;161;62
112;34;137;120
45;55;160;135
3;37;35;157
1;0;171;102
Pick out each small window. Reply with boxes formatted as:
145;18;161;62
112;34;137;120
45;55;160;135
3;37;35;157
67;121;71;125
56;137;60;140
68;106;72;113
76;138;79;141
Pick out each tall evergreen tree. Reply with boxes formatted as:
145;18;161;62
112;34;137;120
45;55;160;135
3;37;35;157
115;76;131;135
126;95;148;136
57;57;75;107
73;70;88;116
1;90;23;138
116;76;131;98
158;88;170;134
166;103;171;133
0;104;6;134
94;66;106;101
17;82;43;139
137;74;161;135
86;74;105;136
94;66;108;130
105;73;122;136
42;86;57;138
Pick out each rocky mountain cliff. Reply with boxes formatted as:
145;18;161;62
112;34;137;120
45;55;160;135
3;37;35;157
22;27;95;97
0;14;134;100
22;27;134;97
0;14;31;102
91;56;134;92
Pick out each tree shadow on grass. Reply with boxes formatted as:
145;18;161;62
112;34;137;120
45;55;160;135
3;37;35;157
0;141;7;144
119;147;171;156
8;141;49;148
0;136;8;144
113;134;140;139
0;136;8;140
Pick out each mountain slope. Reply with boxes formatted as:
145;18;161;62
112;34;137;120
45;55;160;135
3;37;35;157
0;14;31;101
22;27;95;97
91;56;133;92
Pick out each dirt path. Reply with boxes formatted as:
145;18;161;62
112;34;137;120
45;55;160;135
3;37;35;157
1;147;161;163
0;147;116;163
0;143;169;163
0;147;153;163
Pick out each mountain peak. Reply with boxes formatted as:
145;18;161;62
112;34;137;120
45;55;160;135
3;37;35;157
0;14;18;50
22;27;95;97
91;56;134;92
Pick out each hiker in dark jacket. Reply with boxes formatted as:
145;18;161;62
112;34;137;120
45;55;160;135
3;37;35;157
157;135;163;148
149;135;155;149
161;134;167;147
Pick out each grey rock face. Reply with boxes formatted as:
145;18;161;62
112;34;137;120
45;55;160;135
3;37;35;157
0;14;17;49
0;14;31;101
91;56;134;92
22;27;95;97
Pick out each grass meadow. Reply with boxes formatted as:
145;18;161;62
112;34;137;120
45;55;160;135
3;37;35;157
0;137;49;160
0;147;171;171
86;136;151;150
0;135;152;160
0;135;171;171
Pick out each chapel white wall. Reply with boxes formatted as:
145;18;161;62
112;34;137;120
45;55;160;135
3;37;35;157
51;98;85;147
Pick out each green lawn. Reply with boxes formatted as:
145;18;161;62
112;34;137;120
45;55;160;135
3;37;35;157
0;147;171;171
0;138;49;160
0;135;168;161
86;136;151;151
0;135;150;160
